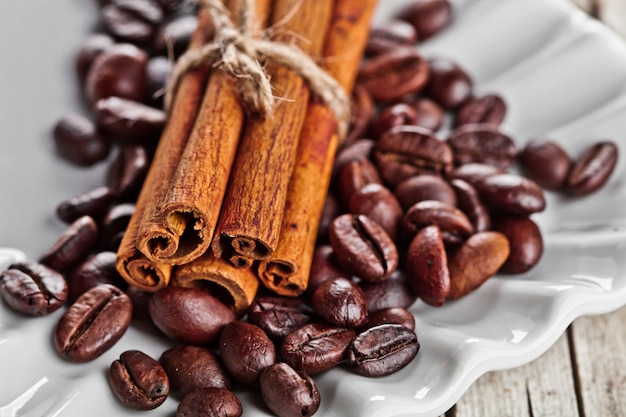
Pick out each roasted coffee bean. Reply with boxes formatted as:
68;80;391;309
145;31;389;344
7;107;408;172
475;173;546;216
75;33;115;82
409;97;444;132
329;214;398;283
370;103;417;139
307;245;349;296
394;174;457;211
357;47;430;102
149;286;236;345
86;43;148;104
345;85;375;146
348;183;403;241
146;56;172;107
455;94;506;127
359;270;418;312
106;145;149;200
176;387;242;417
363;307;415;331
125;286;157;331
566;141;618;196
56;186;115;224
219;321;276;384
109;350;169;410
94;96;166;143
347;324;419;377
405;225;450;306
67;251;125;301
447;123;517;169
374;125;453;187
398;0;452;40
153;14;199;57
337;159;382;209
450;178;491;232
99;203;135;251
53;113;110;166
55;284;132;362
332;138;376;180
316;194;341;244
280;323;356;374
366;20;418;56
247;296;315;342
259;363;321;417
40;216;99;272
155;0;187;12
160;345;232;399
518;139;571;191
448;231;509;300
0;261;67;316
311;277;368;328
424;58;473;109
449;162;505;186
101;0;164;45
492;216;543;274
402;200;473;243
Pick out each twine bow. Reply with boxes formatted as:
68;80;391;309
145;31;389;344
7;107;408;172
163;0;351;138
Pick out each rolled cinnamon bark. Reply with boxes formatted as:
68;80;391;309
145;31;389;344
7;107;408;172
257;0;379;296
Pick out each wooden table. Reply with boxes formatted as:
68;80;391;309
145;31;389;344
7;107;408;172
444;2;626;415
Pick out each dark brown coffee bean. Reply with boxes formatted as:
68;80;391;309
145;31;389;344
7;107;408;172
329;214;398;283
406;225;450;306
455;94;506;127
448;162;506;186
153;14;199;57
307;245;349;296
101;0;163;45
40;216;99;272
363;307;415;331
75;33;115;82
566;141;618;196
518;139;571;191
176;387;242;417
99;203;135;251
450;178;491;232
410;97;444;132
53;113;110;166
366;20;418;56
447;123;517;169
160;345;232;399
357;47;430;102
424;58;472;109
155;0;187;12
106;145;149;200
86;43;148;104
394;174;457;211
94;96;166;143
280;323;356;374
219;321;276;384
259;363;321;417
109;350;169;410
149;286;236;345
448;232;509;300
67;251;125;301
345;85;375;146
370;103;417;139
316;193;341;244
359;270;418;312
337;158;382;209
125;286;157;332
492;216;543;274
333;138;375;177
0;261;68;316
247;296;315;342
475;173;546;216
56;186;115;224
347;324;419;377
311;277;368;328
374;125;453;187
348;183;403;241
399;0;452;40
55;284;132;362
402;200;473;243
146;56;172;107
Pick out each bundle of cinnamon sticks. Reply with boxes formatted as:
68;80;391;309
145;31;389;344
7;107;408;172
116;0;378;314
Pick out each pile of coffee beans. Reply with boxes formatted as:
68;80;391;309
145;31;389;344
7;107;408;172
0;0;620;416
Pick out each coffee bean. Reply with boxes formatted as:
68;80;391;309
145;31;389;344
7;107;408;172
337;158;383;210
366;19;418;56
424;58;473;109
146;56;172;108
259;363;321;417
247;296;315;342
99;203;135;251
566;141;618;196
109;350;169;410
0;261;68;316
53;113;110;166
75;33;115;83
176;387;242;417
519;139;571;191
55;284;132;362
449;162;506;186
159;345;232;399
280;323;355;374
409;97;444;132
492;216;543;274
67;251;125;301
447;123;517;169
450;178;491;233
347;324;419;377
329;214;398;283
402;200;473;244
359;270;418;312
370;103;417;139
153;14;199;57
106;145;149;201
219;321;276;384
149;286;236;345
316;194;341;244
348;183;403;241
307;245;349;296
56;186;115;224
455;94;506;127
94;96;166;143
394;174;457;211
332;138;375;180
399;0;452;40
40;216;99;272
363;307;415;331
311;277;369;328
101;0;163;45
475;173;546;216
345;85;375;146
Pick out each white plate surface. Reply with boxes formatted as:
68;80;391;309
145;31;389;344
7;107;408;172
2;0;626;416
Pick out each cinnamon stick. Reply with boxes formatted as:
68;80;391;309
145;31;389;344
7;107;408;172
212;0;335;267
116;11;214;291
257;0;379;296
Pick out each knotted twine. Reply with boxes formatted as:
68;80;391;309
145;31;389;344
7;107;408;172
163;0;351;139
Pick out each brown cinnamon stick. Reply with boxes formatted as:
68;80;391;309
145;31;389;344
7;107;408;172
212;0;335;267
257;0;379;296
116;11;214;291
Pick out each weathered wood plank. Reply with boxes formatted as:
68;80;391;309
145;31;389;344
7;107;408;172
570;306;626;417
451;332;579;417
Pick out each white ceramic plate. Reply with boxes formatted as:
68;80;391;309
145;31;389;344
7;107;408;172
2;0;626;416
